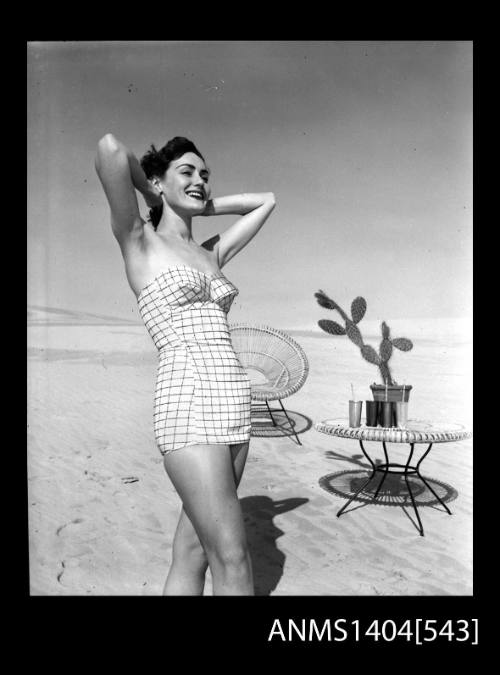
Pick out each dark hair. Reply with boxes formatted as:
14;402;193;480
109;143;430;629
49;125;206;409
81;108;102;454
140;136;205;179
141;137;205;230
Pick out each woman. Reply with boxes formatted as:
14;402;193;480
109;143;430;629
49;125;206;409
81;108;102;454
95;133;275;595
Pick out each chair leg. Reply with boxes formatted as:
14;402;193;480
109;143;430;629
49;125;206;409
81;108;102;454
277;399;302;445
265;400;277;426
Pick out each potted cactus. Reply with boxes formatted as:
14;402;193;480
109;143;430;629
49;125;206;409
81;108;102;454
314;290;413;402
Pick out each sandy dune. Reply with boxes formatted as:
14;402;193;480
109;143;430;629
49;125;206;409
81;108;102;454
27;309;472;595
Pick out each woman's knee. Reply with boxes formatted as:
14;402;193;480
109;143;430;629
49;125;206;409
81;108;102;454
172;526;207;564
208;535;249;571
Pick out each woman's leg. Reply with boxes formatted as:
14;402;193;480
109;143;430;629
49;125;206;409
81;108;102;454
163;442;253;595
163;508;209;596
163;442;250;595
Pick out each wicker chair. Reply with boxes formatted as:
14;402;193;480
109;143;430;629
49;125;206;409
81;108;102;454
230;324;309;444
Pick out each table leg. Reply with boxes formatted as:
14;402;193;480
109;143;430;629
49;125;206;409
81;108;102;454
372;441;391;500
416;443;452;515
403;443;425;536
335;438;453;536
336;440;376;517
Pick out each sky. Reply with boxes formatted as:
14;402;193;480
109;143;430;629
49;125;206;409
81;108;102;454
27;41;472;330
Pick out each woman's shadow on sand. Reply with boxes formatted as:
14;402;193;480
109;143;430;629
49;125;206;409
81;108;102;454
241;495;308;596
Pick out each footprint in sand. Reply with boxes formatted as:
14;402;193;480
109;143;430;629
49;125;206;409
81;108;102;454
57;560;66;583
56;518;84;536
84;470;113;486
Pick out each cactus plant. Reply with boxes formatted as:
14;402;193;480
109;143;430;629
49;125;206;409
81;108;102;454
315;290;413;386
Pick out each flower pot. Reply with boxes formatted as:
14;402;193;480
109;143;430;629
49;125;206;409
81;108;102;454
370;384;412;402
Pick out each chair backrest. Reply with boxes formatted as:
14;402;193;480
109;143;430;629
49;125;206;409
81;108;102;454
230;324;309;401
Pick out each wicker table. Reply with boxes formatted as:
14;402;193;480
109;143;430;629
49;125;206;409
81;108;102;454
315;419;472;536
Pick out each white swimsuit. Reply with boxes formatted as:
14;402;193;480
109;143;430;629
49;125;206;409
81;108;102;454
137;265;251;455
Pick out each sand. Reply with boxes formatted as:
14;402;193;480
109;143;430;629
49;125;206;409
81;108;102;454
27;308;473;596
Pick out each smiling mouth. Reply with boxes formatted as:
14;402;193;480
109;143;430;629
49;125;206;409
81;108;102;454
186;190;205;201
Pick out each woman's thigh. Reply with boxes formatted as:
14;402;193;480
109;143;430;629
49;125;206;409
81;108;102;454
163;443;248;553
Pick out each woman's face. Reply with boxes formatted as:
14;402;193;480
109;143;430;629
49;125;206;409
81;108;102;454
158;152;211;214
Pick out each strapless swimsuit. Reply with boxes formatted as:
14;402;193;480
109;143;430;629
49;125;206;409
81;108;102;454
137;265;251;455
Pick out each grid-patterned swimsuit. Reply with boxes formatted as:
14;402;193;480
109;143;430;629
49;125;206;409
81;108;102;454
137;265;251;455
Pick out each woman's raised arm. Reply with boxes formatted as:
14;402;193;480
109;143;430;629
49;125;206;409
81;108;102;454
95;134;161;246
201;193;276;267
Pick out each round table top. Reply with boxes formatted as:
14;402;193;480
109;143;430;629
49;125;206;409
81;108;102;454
315;419;472;444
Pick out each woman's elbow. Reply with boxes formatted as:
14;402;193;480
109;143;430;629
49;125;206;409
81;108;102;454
96;134;123;166
95;134;126;177
97;133;116;148
97;133;120;154
266;192;276;209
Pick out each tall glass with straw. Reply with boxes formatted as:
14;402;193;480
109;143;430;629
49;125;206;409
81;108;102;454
395;384;409;428
382;381;393;427
349;383;362;427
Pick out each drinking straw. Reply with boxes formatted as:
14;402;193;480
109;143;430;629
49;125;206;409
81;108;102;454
385;382;388;402
402;385;405;402
351;383;355;400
